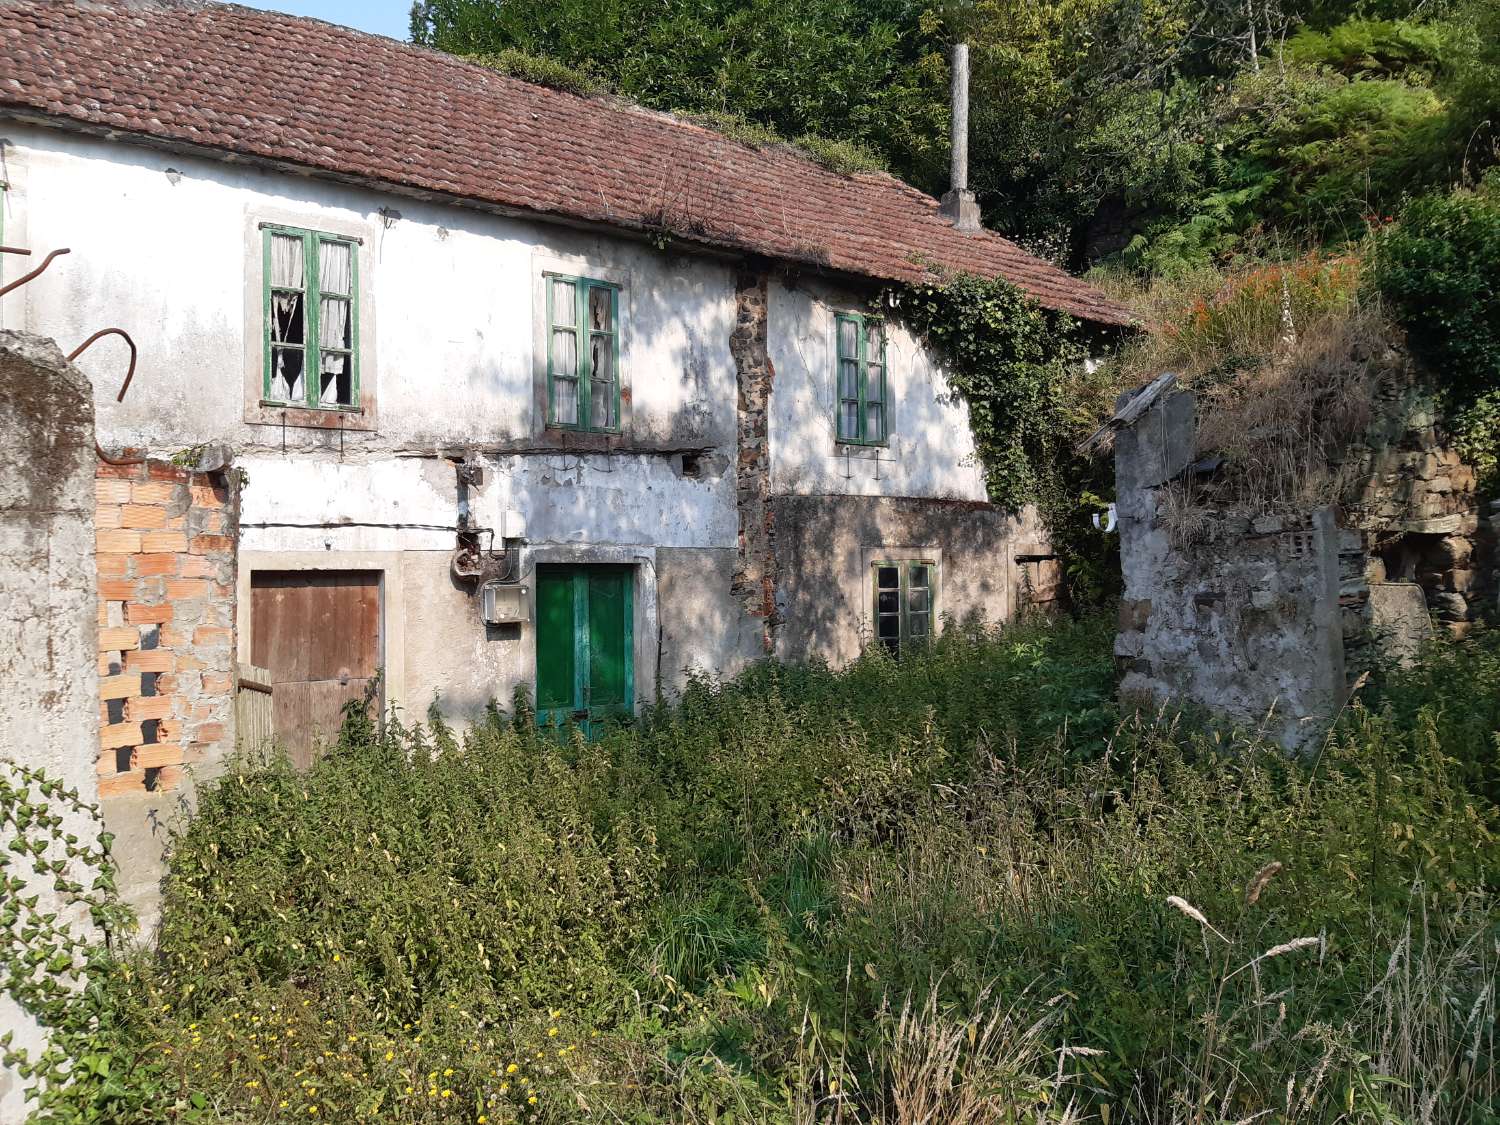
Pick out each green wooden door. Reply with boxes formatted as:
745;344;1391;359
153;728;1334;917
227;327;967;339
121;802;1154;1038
535;566;633;735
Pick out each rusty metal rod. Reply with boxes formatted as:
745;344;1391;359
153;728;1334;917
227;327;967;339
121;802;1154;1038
0;245;32;255
67;327;138;402
0;246;70;298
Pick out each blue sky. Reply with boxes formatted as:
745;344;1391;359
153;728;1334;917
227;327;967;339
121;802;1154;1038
240;1;412;42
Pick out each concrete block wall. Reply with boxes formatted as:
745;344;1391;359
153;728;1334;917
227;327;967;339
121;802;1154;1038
93;458;238;798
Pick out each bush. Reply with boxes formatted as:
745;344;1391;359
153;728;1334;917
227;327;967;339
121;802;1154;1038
14;614;1499;1122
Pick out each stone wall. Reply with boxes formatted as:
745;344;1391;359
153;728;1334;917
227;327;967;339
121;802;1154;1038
1113;379;1495;749
730;266;780;653
0;333;101;1120
93;455;239;920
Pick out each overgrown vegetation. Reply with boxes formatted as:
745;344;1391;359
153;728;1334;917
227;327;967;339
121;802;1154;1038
11;615;1498;1121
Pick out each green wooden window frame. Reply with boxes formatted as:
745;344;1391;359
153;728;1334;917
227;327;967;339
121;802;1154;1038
836;311;888;445
872;560;935;654
262;224;360;410
546;273;621;433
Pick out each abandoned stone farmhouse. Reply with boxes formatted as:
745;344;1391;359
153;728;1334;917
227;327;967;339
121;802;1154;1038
0;0;1129;921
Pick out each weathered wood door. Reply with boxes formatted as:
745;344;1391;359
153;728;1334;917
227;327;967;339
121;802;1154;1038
250;571;381;768
535;566;632;736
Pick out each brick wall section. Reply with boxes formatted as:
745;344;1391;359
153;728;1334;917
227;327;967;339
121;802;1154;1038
94;457;238;797
730;267;780;653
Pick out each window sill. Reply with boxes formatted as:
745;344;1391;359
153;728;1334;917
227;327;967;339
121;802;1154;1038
538;427;630;452
247;402;376;432
835;439;891;452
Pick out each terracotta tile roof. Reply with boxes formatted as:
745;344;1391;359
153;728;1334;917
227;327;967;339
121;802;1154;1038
0;0;1134;326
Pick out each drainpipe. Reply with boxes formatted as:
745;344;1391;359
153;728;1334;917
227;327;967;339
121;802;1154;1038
939;42;982;232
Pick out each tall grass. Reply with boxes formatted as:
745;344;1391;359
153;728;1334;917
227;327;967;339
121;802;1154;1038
30;616;1499;1123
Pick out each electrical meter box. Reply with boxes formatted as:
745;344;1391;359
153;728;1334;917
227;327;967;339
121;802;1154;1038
480;582;530;626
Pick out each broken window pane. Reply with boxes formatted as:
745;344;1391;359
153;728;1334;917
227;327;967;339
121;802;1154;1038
590;335;615;428
271;291;305;345
319;239;352;295
910;565;929;589
271;345;304;401
553;377;579;426
588;285;613;331
320;350;352;406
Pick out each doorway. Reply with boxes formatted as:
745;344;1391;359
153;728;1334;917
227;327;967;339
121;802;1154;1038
535;565;633;735
250;570;381;768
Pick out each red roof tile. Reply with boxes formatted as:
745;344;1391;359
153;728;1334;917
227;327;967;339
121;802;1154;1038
0;0;1134;326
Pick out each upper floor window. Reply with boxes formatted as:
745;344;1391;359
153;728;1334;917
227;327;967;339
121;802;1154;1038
836;312;887;445
263;225;359;410
873;559;934;654
546;274;620;432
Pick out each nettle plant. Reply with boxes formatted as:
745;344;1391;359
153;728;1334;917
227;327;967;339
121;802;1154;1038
0;762;162;1123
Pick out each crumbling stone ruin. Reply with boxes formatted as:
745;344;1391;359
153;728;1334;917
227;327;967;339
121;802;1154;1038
1112;376;1495;749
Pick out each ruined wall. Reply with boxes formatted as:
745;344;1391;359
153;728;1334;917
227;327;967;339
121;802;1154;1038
94;456;238;919
771;494;1042;667
1114;390;1346;748
1342;385;1492;635
0;333;100;1120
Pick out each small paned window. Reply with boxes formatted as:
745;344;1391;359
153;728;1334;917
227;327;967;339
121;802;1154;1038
873;560;934;654
836;312;887;445
263;225;359;409
547;274;620;432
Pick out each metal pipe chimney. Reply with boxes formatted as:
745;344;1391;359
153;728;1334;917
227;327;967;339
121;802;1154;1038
940;42;981;231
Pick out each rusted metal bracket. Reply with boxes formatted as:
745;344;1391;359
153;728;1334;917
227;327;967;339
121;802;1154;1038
68;327;137;402
0;246;71;298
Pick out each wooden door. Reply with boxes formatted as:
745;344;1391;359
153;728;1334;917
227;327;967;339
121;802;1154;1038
535;566;632;736
250;571;381;768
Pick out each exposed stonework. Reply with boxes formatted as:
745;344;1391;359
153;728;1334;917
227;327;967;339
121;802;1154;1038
1113;378;1495;749
1341;385;1491;636
93;457;239;797
0;333;101;1121
731;267;780;652
93;455;239;926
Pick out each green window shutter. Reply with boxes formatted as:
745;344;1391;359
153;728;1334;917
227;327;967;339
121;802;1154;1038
262;225;359;410
547;274;620;433
836;312;888;445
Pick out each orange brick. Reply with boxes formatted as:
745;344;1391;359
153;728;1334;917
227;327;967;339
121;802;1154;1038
127;603;174;625
99;579;134;601
95;461;141;481
195;722;226;743
127;695;174;721
132;743;184;768
178;555;219;578
165;578;209;600
124;649;174;673
148;766;185;791
165;514;188;531
189;701;214;721
97;602;108;627
191;535;234;555
96;529;141;554
175;653;203;672
131;481;180;505
100;673;142;700
97;771;146;798
95;479;133;505
154;674;180;695
146;461;190;482
156;719;183;743
98;627;140;653
189;484;226;508
120;504;167;529
97;654;115;676
100;722;142;750
96;751;120;777
193;626;232;648
159;626;190;649
96;505;122;529
141;530;188;553
200;671;234;694
135;554;178;577
97;553;130;578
